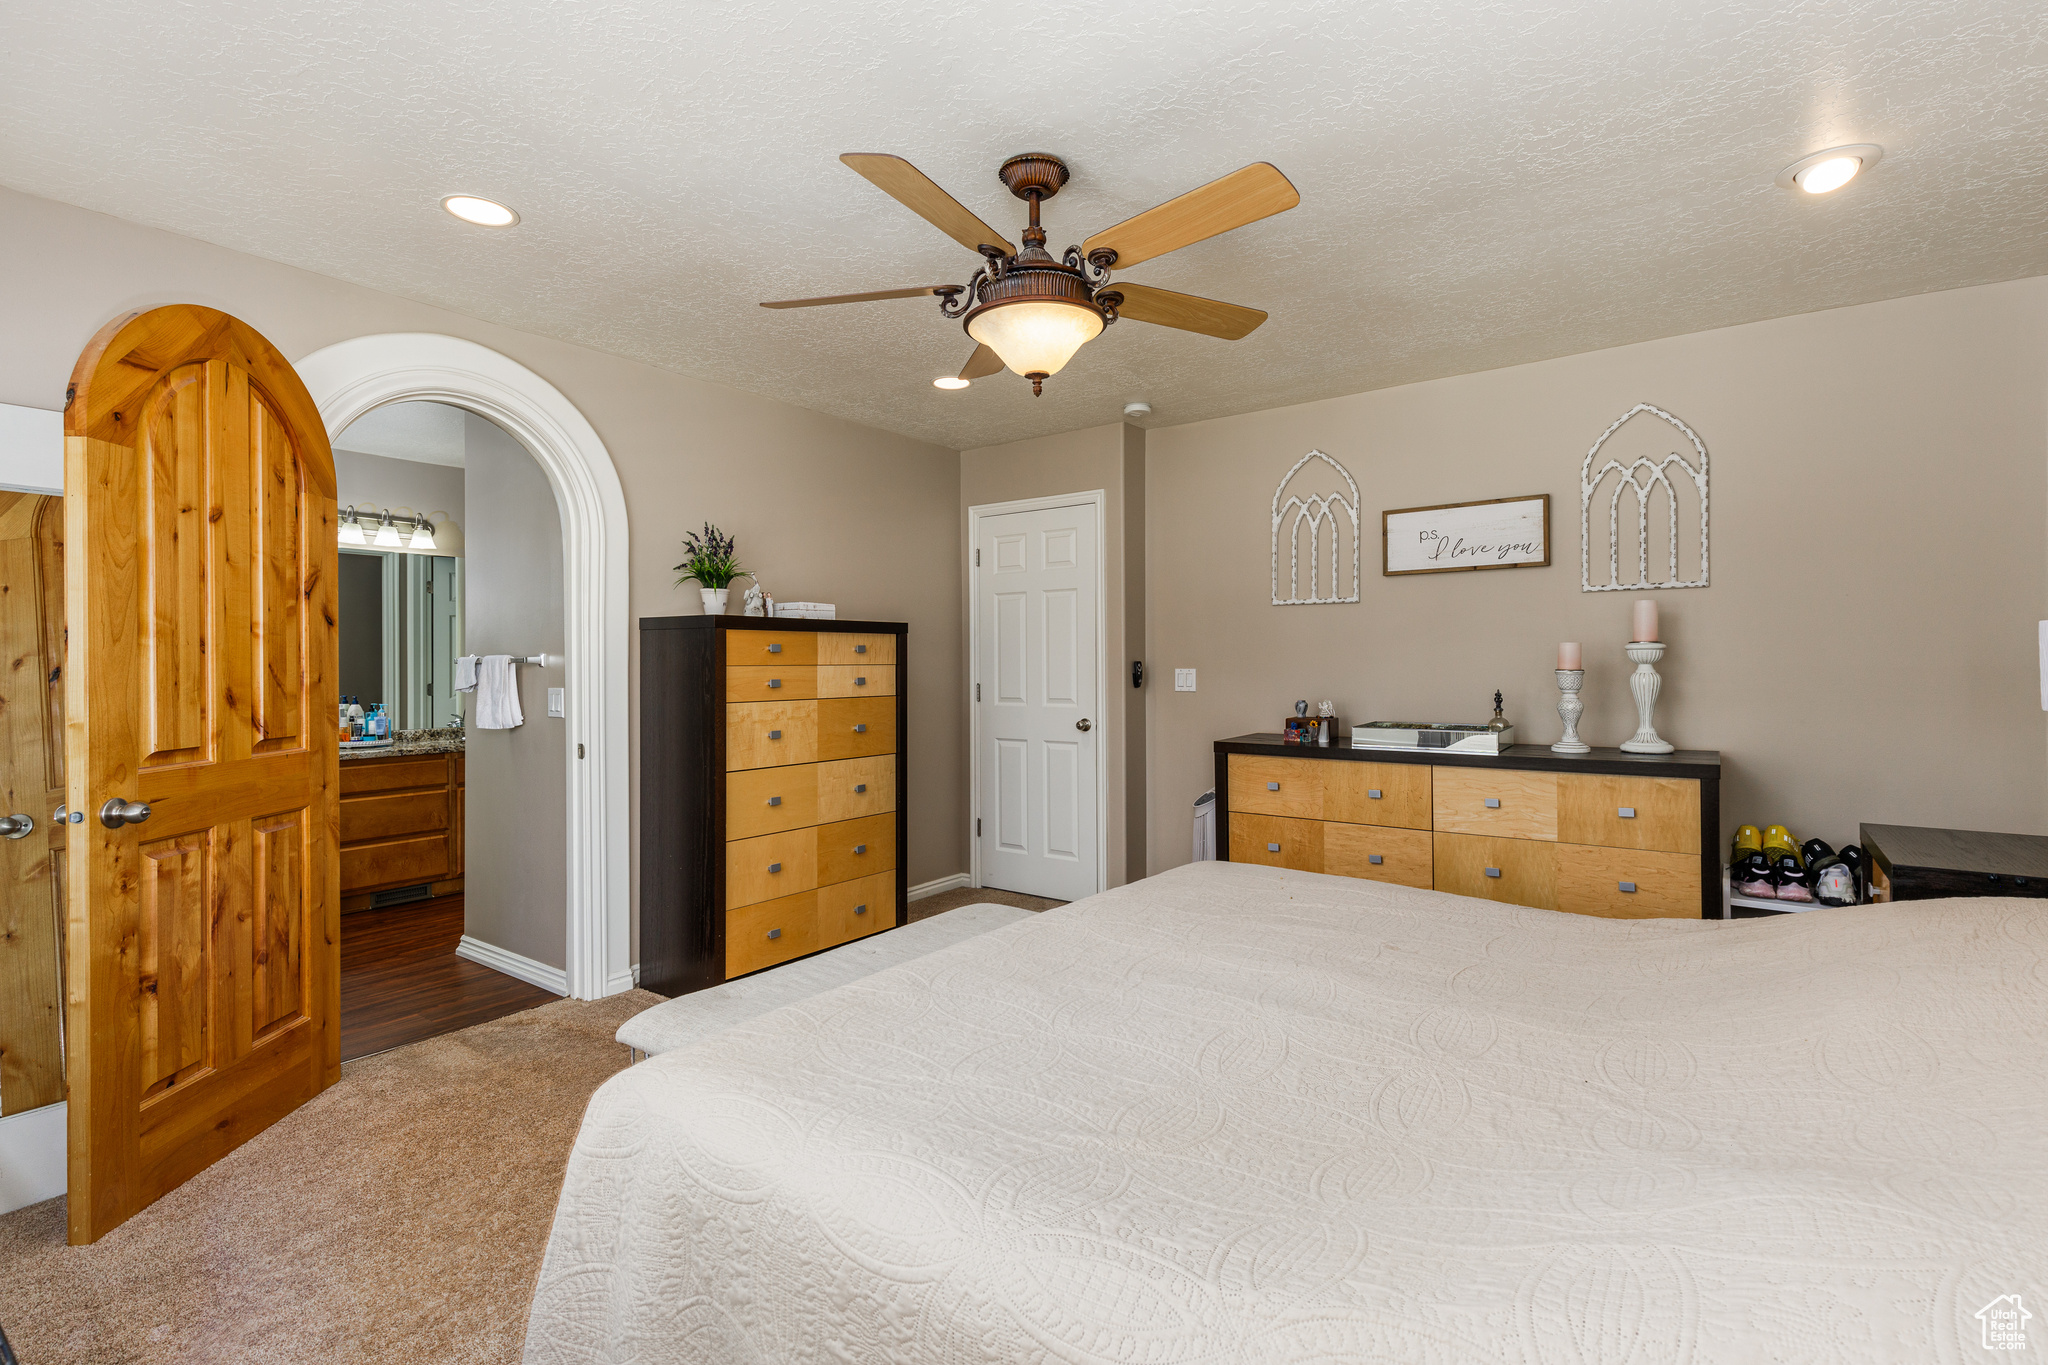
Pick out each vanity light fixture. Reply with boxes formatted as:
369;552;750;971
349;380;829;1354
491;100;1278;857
933;376;971;390
373;511;404;547
339;507;367;545
441;194;520;227
1775;144;1884;195
409;514;438;551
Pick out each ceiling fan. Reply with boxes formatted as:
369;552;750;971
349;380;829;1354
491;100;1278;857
763;152;1300;396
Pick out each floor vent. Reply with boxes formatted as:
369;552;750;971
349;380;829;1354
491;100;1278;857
371;884;434;908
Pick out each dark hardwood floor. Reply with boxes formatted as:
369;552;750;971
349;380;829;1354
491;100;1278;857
340;895;561;1062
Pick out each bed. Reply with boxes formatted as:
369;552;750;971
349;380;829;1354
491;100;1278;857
524;860;2048;1364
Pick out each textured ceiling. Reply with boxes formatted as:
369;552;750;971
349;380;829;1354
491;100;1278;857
3;1;2046;450
335;401;469;466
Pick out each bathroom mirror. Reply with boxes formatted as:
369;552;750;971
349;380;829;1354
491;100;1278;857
338;547;465;730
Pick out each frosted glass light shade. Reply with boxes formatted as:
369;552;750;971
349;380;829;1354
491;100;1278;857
339;513;366;545
410;516;437;550
373;513;403;547
967;300;1104;377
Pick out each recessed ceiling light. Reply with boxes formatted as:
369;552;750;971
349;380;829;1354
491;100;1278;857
441;194;520;227
933;376;971;390
1775;145;1884;195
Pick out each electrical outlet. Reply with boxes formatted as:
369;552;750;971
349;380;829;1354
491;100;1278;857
547;687;565;717
1175;668;1197;692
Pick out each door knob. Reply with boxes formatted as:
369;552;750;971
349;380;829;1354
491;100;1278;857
1075;718;1092;732
99;798;151;829
0;814;32;839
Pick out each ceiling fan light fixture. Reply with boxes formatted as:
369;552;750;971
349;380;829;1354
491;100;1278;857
966;299;1104;390
933;376;971;390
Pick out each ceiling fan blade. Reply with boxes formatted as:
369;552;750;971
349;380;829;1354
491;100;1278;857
1083;163;1300;269
841;154;1018;257
760;285;952;309
1110;283;1268;340
959;343;1005;380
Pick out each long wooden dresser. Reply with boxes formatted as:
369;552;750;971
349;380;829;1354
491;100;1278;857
641;616;907;996
1214;735;1722;918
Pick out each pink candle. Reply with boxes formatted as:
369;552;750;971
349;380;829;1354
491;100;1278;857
1631;599;1659;643
1557;642;1582;670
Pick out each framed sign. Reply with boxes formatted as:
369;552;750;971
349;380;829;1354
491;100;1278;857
1383;494;1550;576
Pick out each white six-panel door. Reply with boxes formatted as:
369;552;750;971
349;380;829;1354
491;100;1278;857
974;500;1100;901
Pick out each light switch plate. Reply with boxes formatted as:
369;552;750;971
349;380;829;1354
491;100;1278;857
1174;668;1196;692
547;687;565;717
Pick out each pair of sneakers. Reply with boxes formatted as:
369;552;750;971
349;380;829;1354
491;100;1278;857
1731;824;1813;901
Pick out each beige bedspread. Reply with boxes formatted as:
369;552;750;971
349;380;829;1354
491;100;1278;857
524;860;2048;1363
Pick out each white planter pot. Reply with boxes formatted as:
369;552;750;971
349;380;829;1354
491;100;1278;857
700;587;730;614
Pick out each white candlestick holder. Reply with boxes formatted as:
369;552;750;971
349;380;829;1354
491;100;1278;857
1551;669;1589;754
1620;641;1675;754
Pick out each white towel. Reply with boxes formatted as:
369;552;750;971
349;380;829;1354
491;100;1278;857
453;654;480;694
474;655;524;730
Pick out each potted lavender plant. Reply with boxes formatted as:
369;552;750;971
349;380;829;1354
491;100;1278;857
673;523;749;614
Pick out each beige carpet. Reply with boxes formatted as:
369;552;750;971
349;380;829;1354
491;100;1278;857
0;990;662;1365
908;885;1063;921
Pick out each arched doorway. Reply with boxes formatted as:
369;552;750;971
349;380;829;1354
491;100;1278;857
294;334;631;1000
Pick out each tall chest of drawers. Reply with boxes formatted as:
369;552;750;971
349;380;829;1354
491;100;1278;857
641;617;908;996
1214;735;1722;919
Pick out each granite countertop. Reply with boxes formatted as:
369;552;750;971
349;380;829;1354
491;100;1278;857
338;727;467;761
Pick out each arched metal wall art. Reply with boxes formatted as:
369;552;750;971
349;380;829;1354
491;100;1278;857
1272;449;1361;605
1581;404;1710;592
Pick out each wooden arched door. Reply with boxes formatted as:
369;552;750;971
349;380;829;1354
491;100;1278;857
64;305;340;1244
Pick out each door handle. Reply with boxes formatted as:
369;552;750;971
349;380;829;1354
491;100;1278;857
1075;718;1092;732
0;814;32;839
99;798;151;829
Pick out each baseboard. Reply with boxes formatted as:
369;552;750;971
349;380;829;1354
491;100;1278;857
604;964;641;996
0;1102;67;1215
456;935;569;995
908;873;971;901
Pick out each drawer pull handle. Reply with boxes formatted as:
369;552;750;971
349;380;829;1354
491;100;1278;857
768;678;782;689
1368;855;1383;865
768;796;782;807
1484;798;1501;809
1618;807;1636;819
769;729;782;740
1484;867;1502;878
854;644;867;654
767;928;782;940
1267;843;1281;852
768;643;782;654
1267;782;1280;791
1368;789;1382;799
854;724;868;733
855;783;867;793
854;844;866;854
856;676;867;686
1619;881;1638;893
769;862;781;873
854;904;867;915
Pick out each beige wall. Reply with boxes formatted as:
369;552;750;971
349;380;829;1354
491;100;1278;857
462;413;570;967
960;423;1146;888
0;184;968;968
1145;276;2048;875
